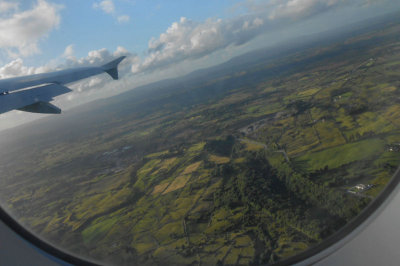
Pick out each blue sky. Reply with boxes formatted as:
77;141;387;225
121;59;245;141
24;0;245;65
0;0;399;130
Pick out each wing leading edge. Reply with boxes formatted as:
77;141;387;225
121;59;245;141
0;56;125;114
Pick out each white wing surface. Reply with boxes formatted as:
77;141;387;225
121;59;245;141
0;56;125;114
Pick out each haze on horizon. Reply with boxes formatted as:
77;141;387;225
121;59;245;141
0;0;398;131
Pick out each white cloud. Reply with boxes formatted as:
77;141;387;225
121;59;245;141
131;15;268;74
0;58;34;78
243;0;391;21
117;15;130;24
93;0;130;24
268;0;343;20
0;58;51;79
114;46;131;58
0;0;61;57
62;44;75;60
0;1;19;13
93;0;115;14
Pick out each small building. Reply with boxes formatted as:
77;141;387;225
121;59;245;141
355;184;366;190
386;143;400;152
353;184;372;192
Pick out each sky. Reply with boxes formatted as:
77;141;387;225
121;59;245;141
0;0;399;130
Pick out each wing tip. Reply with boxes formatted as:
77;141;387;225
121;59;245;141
102;56;126;80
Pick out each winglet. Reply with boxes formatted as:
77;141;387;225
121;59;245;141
101;56;126;80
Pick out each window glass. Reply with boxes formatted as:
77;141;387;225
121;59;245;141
0;1;400;265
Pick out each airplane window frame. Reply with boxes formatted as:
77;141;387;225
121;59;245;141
0;206;100;265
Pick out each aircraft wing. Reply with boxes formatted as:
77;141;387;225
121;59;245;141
0;84;71;114
0;56;125;114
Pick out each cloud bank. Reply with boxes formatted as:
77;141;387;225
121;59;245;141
129;0;396;74
0;0;61;57
131;15;269;74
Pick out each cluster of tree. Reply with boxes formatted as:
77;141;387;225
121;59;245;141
204;135;235;157
346;100;368;115
330;87;349;98
275;160;369;221
210;149;370;263
213;151;285;210
286;100;313;115
309;166;348;187
347;131;375;142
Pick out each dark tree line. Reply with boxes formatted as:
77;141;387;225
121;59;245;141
210;149;370;263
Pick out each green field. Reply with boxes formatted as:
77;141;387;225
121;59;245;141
300;138;385;171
